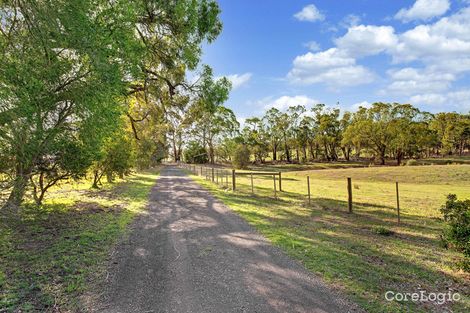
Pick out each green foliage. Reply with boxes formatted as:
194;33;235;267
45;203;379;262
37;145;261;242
0;0;225;206
0;0;138;206
371;226;394;236
189;67;237;163
231;144;250;169
91;130;135;188
440;194;470;271
237;102;469;167
184;141;208;164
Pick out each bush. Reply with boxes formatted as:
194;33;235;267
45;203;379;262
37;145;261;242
405;159;418;166
371;226;394;236
231;144;250;169
440;194;470;271
184;141;208;164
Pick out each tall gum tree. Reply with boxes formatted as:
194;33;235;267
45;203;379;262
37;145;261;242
0;0;140;210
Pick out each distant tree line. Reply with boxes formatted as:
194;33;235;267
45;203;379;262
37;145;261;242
184;103;470;167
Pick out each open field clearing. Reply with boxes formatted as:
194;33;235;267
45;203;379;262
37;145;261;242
188;164;470;312
241;156;470;173
0;170;159;312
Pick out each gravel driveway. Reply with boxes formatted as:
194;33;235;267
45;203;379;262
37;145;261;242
98;166;361;313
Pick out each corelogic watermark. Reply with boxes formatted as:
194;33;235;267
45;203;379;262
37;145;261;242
385;290;461;305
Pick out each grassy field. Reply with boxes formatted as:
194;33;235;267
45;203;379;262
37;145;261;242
0;169;159;312
188;164;470;312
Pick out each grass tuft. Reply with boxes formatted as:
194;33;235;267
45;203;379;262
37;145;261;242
371;226;394;236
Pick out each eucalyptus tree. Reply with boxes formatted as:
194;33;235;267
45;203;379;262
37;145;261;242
263;108;283;161
242;117;269;163
430;112;470;155
0;0;140;209
0;0;225;209
343;103;396;165
286;105;306;162
312;104;342;161
188;67;237;164
125;0;224;162
339;112;353;160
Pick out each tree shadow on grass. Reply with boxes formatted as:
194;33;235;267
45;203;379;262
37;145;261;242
232;199;469;312
0;170;159;312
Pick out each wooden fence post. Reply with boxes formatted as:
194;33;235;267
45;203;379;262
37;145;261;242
347;177;353;213
279;172;282;191
251;173;254;193
396;182;400;224
307;176;311;205
273;174;277;198
232;169;236;190
211;167;215;182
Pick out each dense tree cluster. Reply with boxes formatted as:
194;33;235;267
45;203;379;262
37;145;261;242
213;103;469;166
1;1;469;210
0;0;233;209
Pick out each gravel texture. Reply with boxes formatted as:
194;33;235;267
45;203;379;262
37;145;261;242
98;166;362;313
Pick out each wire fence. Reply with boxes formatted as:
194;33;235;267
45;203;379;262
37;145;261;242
177;162;469;224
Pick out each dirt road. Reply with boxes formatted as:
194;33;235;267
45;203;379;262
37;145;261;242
99;166;359;313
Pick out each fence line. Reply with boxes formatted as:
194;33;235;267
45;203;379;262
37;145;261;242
177;162;403;224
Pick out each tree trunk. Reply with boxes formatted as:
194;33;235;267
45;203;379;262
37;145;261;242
92;170;100;189
284;135;290;163
396;150;403;166
209;143;214;164
5;166;31;209
342;147;350;161
172;141;178;162
380;149;386;165
323;142;330;161
309;142;315;160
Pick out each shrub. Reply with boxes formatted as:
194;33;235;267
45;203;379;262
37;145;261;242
371;226;394;236
440;194;470;271
231;144;250;169
406;159;418;166
184;141;208;164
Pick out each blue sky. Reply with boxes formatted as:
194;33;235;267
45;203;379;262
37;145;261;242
201;0;470;122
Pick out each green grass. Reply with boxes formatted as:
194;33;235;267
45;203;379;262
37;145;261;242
0;169;159;312
187;164;470;312
213;155;470;172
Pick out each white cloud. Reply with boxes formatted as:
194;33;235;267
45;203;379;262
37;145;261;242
294;4;325;22
304;41;321;51
409;93;447;106
350;101;372;111
287;48;375;87
395;0;450;22
340;14;362;28
447;90;470;111
287;6;470;112
409;90;470;112
264;95;320;111
392;8;470;63
382;67;455;96
224;73;252;90
335;25;398;57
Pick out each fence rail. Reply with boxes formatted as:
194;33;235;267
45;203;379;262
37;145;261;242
177;162;403;224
